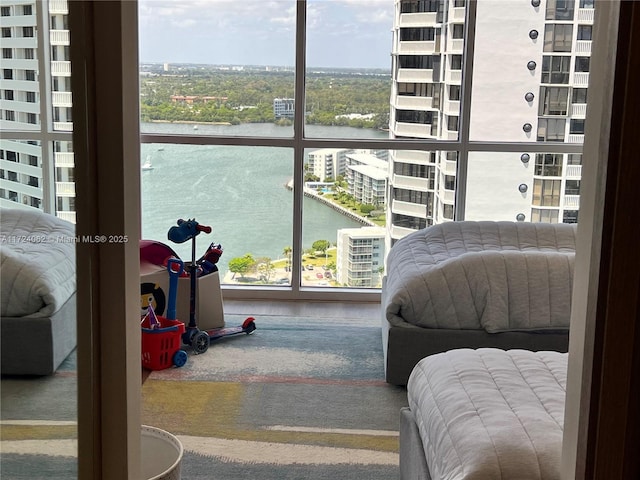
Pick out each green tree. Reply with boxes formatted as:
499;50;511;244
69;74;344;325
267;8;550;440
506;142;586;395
255;257;276;283
360;204;376;215
312;240;331;257
228;254;255;279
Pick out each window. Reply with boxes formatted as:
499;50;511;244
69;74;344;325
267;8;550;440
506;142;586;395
2;48;12;59
26;91;36;103
544;24;573;52
22;4;32;15
539;86;569;115
449;84;460;101
447;115;459;131
3;69;12;80
535;154;564;176
568;153;582;165
452;24;464;39
5;110;15;121
532;179;562;206
3;89;13;100
450;54;462;70
531;208;560;223
25;70;36;81
577;25;592;41
400;27;436;41
563;210;579;223
22;26;34;38
1;27;10;38
392;213;428;230
565;179;581;195
443;204;454;219
579;0;595;8
27;113;37;124
398;82;434;97
575;56;590;72
444;175;455;190
1;6;10;16
400;0;440;13
546;0;575;20
572;88;588;103
396;109;436;124
399;55;434;69
24;48;34;59
537;118;566;141
542;56;571;84
393;188;433;204
570;119;585;134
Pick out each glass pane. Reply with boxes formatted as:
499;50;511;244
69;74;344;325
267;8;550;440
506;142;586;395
305;0;393;138
0;139;43;209
301;130;390;289
54;140;75;221
138;0;296;137
465;152;581;224
50;5;72;132
389;149;456;238
389;0;465;142
141;144;293;285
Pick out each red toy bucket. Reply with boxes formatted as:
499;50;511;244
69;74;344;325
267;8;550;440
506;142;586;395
141;316;187;371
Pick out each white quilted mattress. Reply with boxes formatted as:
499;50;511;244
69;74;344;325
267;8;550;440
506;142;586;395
407;348;567;480
1;207;76;317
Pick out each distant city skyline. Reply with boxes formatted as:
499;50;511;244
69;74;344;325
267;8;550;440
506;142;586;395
138;0;393;69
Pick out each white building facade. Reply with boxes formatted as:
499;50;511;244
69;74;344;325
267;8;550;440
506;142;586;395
345;152;388;207
0;0;75;221
388;0;593;242
307;148;348;182
273;97;294;119
336;226;386;288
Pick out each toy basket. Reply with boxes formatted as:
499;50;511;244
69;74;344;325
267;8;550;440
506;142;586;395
141;316;187;371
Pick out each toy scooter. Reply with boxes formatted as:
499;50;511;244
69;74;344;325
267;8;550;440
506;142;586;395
167;218;256;354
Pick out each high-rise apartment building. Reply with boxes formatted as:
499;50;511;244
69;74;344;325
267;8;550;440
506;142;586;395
336;226;386;288
388;0;593;242
0;0;75;221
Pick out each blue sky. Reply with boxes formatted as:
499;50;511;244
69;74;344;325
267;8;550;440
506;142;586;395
138;0;393;69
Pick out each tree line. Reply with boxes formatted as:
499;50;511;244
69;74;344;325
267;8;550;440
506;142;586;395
140;69;390;129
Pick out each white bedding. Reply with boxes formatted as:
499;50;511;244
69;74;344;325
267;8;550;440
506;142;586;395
407;348;567;480
385;221;576;333
1;207;76;317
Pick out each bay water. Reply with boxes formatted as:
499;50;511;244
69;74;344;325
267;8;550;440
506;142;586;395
140;122;388;274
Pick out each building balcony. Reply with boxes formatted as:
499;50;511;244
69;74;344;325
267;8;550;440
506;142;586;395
577;8;595;23
50;29;70;46
443;99;460;116
52;91;73;107
446;38;464;53
392;174;431;191
0;37;37;49
393;121;437;138
441;129;459;140
437;188;455;204
396;68;435;83
56;211;76;223
395;40;438;55
390;224;419;239
0;99;39;114
566;164;582;178
54;152;75;168
55;181;75;197
394;94;435;110
398;12;438;27
575;40;592;54
571;103;587;118
572;72;590;87
564;195;580;209
392;150;435;164
568;134;585;144
441;159;457;176
49;0;69;14
449;6;466;21
0;58;38;70
392;199;428;217
445;69;462;84
54;121;73;132
51;61;72;77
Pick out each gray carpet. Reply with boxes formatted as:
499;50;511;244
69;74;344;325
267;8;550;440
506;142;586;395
1;314;408;479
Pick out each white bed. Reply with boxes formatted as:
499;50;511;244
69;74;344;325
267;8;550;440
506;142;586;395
1;207;77;375
401;348;567;480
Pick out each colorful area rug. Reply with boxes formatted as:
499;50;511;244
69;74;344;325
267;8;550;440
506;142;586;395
1;314;408;479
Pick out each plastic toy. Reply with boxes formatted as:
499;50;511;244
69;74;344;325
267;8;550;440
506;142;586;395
167;218;256;354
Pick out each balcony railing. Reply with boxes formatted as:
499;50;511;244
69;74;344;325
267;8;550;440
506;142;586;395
398;12;438;27
393;121;438;138
445;69;462;84
49;0;69;14
56;211;76;223
392;174;431;191
54;152;75;168
50;30;70;46
571;103;587;117
55;181;75;196
52;91;73;107
392;199;428;217
450;6;465;21
394;94;435;110
396;40;437;55
397;68;434;83
437;188;455;204
50;61;71;77
573;72;590;87
568;134;585;144
577;8;595;23
575;40;591;54
566;164;582;178
442;159;457;175
564;195;580;209
447;38;464;53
